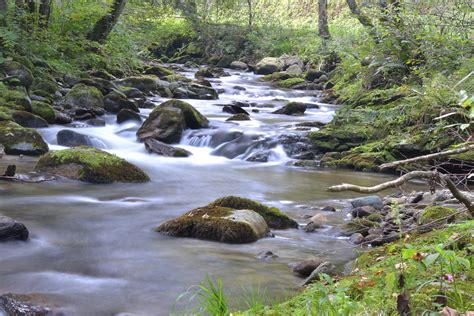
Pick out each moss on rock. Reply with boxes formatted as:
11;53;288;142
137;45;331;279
64;84;104;111
419;206;457;225
278;77;306;88
209;196;298;229
0;121;49;155
31;101;56;124
161;99;209;129
341;218;379;236
157;206;269;244
35;146;150;183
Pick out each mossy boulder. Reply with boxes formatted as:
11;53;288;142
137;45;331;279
157;206;269;244
12;111;48;128
209;196;298;229
172;82;218;100
419;206;457;225
137;106;185;144
78;78;118;95
255;57;283;75
64;84;104;113
0;87;32;112
226;113;250;121
114;76;160;94
0;61;34;89
32;80;59;95
278;77;305;88
31;101;56;124
161;99;209;129
340;218;379;237
0;121;49;155
310;125;374;153
143;65;175;78
104;91;139;114
35;146;150;183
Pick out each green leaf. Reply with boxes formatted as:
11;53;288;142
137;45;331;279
402;248;417;260
423;253;440;267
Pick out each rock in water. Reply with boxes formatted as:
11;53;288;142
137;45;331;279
157;207;269;244
208;196;298;229
0;215;29;241
35;146;150;183
137;100;208;144
63;84;104;115
273;102;307;115
301;262;337;286
226;113;250;121
144;139;191;157
117;109;142;124
291;258;324;277
0;293;58;315
0;121;49;156
230;61;248;70
57;130;104;148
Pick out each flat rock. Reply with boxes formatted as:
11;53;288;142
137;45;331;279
351;195;384;210
144;139;191;157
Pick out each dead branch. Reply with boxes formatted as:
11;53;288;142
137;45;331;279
379;144;474;170
328;171;474;216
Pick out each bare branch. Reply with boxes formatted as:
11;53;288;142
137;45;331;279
379;144;474;170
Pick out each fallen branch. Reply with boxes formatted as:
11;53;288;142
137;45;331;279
379;144;474;170
328;171;473;217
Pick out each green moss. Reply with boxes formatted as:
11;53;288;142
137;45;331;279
31;101;56;123
157;206;259;244
161;74;192;82
255;221;474;315
65;84;104;109
366;213;384;222
209;196;298;229
419;206;457;225
0;121;49;155
260;72;295;82
226;113;250;121
161;99;209;129
35;146;150;183
341;218;379;236
33;81;59;95
278;77;305;88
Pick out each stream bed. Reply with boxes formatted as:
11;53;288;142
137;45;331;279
0;67;397;315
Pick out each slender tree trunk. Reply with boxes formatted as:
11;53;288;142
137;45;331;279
38;0;51;28
346;0;379;42
0;0;8;13
318;0;330;40
87;0;127;43
247;0;253;30
27;0;35;13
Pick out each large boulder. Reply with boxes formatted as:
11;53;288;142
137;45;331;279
117;109;142;124
230;61;248;70
291;258;324;278
137;100;209;144
63;84;104;115
12;111;49;128
31;101;56;124
0;121;49;156
157;206;269;244
143;65;175;78
273;102;307;115
137;107;185;144
161;100;209;129
114;76;160;94
255;57;283;75
208;196;298;229
145;139;191;157
78;78;118;95
35;146;150;183
0;215;29;241
103;91;139;114
0;61;34;89
172;82;218;100
351;195;384;210
56;130;104;148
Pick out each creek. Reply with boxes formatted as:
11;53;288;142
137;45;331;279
0;67;396;315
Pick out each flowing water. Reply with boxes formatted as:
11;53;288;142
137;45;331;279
0;67;397;315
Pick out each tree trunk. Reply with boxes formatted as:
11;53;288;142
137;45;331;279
346;0;379;42
318;0;330;40
247;0;253;30
87;0;127;43
38;0;51;28
0;0;8;13
27;0;34;13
